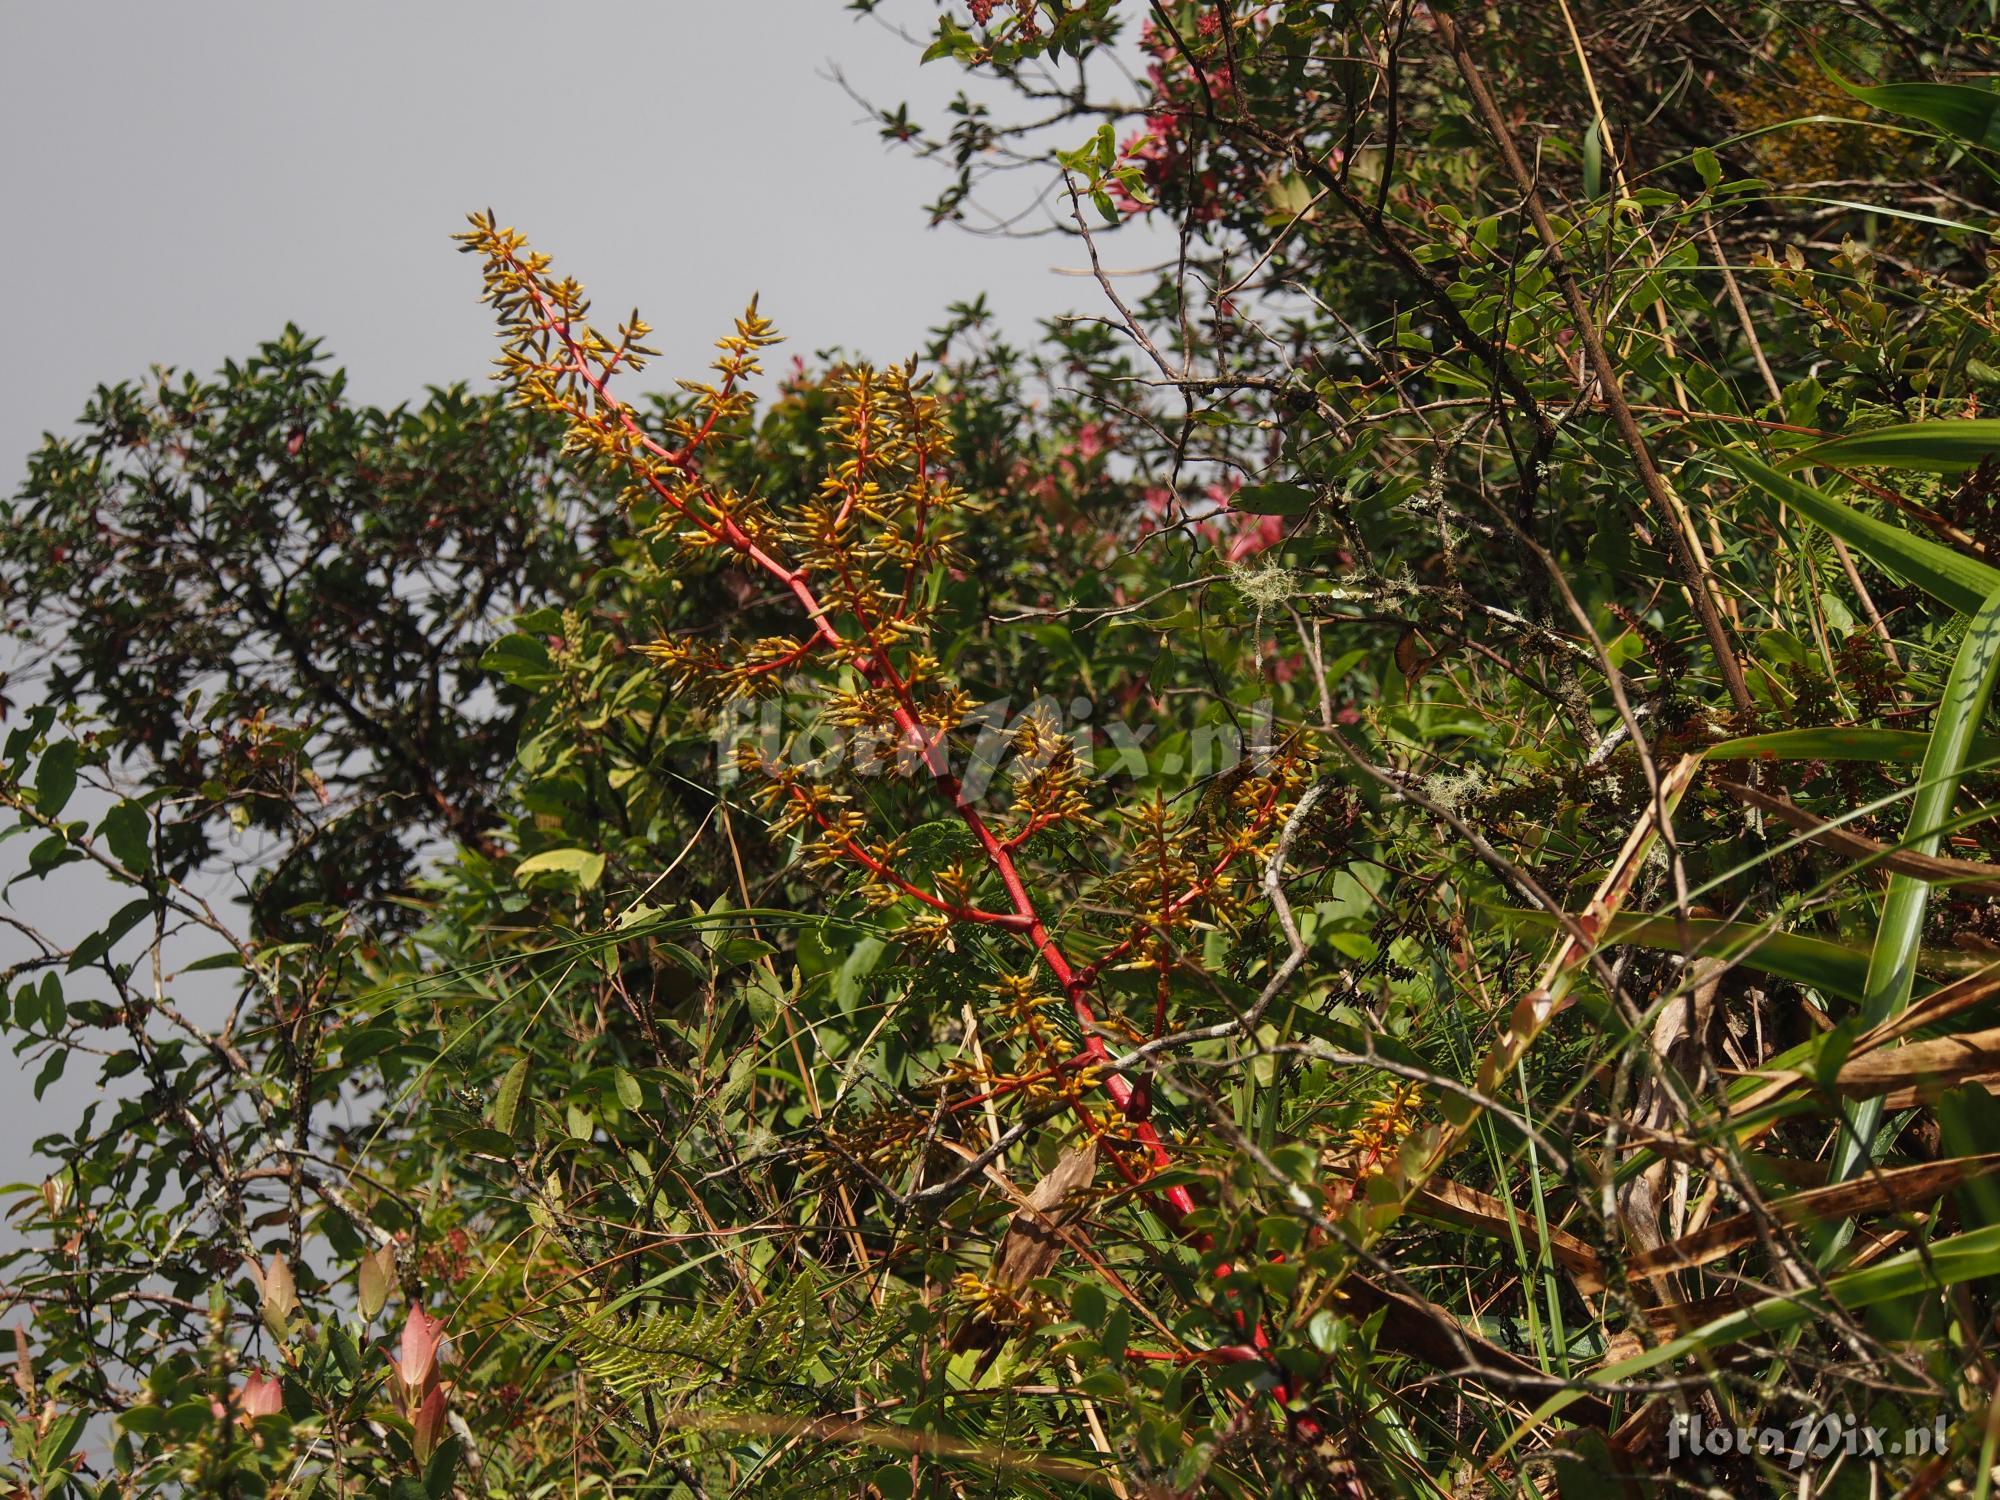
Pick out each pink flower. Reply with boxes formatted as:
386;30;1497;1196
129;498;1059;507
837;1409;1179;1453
1137;486;1179;535
1222;513;1284;562
1195;476;1285;562
392;1307;446;1392
238;1371;284;1418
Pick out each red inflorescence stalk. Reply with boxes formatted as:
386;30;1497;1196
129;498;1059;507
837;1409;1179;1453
501;253;1306;1418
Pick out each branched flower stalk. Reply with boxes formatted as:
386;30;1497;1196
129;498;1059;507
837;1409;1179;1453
458;215;1313;1366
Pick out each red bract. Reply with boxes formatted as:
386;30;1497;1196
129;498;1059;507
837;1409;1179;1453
411;1382;449;1464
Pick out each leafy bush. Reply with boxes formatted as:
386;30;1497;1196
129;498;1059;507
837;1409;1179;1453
9;3;2000;1494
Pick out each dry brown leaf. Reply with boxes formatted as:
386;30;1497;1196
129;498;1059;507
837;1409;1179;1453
949;1140;1099;1354
1716;778;2000;896
1629;1155;2000;1279
1832;1025;2000;1100
1341;1274;1615;1426
1410;1177;1607;1294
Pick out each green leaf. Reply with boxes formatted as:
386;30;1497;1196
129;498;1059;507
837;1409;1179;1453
613;1066;642;1112
516;847;605;890
1506;1222;2000;1445
33;1048;68;1100
459;1126;520;1158
481;632;557;688
100;800;150;873
182;950;244;973
1800;419;2000;474
712;935;775;967
1705;726;1997;765
1581;120;1602;199
1719;449;2000;615
425;1436;462;1499
1489;908;1876;1002
34;740;78;817
35;1411;84;1474
1233;483;1313;517
490;1056;530;1137
743;967;787;1028
1838;585;2000;1184
1833;75;2000;148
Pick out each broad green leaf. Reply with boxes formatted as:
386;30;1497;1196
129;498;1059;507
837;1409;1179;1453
743;967;787;1028
1800;419;2000;474
613;1066;643;1111
100;799;150;873
490;1056;530;1137
1834;76;2000;148
480;632;557;688
35;1410;84;1474
33;1047;68;1100
515;847;605;890
1720;450;2000;615
34;740;78;817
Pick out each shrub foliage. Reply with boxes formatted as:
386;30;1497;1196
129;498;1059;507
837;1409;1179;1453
8;2;2000;1494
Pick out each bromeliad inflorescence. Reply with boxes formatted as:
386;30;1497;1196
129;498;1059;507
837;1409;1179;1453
459;210;1315;1333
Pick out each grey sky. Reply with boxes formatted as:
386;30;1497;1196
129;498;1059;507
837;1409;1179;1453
0;2;1149;1205
0;1;1112;481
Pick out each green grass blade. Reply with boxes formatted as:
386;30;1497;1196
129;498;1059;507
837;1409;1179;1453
1707;726;1959;764
1500;1221;2000;1451
1719;450;2000;615
1798;419;2000;474
1485;908;1874;1002
1837;587;2000;1186
1710;725;2000;777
